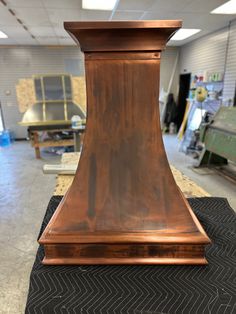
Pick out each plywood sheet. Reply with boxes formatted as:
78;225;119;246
72;76;87;114
16;79;36;113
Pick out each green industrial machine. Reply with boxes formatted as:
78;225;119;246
197;106;236;167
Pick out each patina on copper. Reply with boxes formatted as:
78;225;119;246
39;21;211;265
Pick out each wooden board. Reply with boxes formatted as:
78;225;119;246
16;78;36;113
71;77;87;114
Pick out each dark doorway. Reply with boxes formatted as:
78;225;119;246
176;73;191;130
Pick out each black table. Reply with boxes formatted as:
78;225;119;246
25;196;236;314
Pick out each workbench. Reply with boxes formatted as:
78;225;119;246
54;152;210;198
28;125;85;159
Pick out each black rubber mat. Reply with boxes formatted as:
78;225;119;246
25;196;236;314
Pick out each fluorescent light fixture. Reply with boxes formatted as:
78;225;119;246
82;0;117;11
0;31;8;39
211;0;236;14
171;29;201;41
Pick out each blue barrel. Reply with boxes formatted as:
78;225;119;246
0;130;11;147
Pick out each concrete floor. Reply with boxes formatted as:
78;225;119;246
0;143;60;314
0;137;235;313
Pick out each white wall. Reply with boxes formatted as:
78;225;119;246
179;19;236;103
223;20;236;101
0;46;179;138
161;47;180;97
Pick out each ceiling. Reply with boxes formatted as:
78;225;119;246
0;0;235;46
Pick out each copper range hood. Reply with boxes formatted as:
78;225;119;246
39;20;211;265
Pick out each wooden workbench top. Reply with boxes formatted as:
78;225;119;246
54;152;210;198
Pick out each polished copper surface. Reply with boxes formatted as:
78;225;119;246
39;21;210;265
